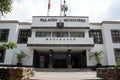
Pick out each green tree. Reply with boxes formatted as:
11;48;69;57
115;54;120;69
0;41;17;59
0;41;17;49
0;0;13;15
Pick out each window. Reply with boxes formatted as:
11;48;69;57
70;32;84;37
111;30;120;43
0;29;9;42
53;32;68;37
0;49;6;63
114;48;120;61
89;30;103;44
18;29;31;43
36;32;51;37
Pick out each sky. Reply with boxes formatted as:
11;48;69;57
1;0;120;22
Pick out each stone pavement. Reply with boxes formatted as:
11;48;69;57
30;71;103;80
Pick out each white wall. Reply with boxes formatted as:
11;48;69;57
0;22;19;42
87;24;107;66
13;44;33;66
86;45;107;66
0;22;19;65
102;23;120;65
13;24;34;66
0;22;34;66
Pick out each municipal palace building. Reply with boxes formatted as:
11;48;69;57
0;16;120;68
1;0;120;69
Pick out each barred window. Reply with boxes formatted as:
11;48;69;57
70;32;84;37
18;29;31;43
89;30;103;44
0;29;9;42
111;30;120;43
114;49;120;61
0;49;6;63
53;32;68;37
36;32;51;37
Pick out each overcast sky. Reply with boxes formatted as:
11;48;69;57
1;0;120;22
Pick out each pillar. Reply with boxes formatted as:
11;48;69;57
68;49;72;68
49;50;53;68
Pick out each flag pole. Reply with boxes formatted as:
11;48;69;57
47;0;50;16
47;10;49;16
60;0;62;16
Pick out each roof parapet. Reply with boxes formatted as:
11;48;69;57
0;20;31;25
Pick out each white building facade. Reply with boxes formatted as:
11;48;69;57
0;16;120;68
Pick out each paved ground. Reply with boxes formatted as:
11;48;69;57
30;71;103;80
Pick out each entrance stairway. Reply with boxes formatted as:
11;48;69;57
30;69;104;80
35;68;92;72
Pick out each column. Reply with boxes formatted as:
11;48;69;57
85;31;89;38
68;32;70;38
31;30;35;38
49;50;53;68
68;49;72;68
51;32;52;37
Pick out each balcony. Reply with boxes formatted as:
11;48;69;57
27;37;94;48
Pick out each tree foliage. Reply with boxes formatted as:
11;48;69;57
115;54;120;69
89;51;104;64
0;41;17;49
0;0;13;15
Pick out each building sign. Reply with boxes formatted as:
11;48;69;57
57;22;64;28
32;17;89;27
40;18;86;22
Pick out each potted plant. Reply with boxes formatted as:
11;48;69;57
16;50;29;67
89;51;104;68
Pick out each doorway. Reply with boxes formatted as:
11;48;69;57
33;50;49;68
53;53;67;68
71;50;87;68
53;59;67;68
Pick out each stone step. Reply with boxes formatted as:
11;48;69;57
29;71;104;80
35;68;92;72
29;79;104;80
29;77;104;80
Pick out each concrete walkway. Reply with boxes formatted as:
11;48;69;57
30;71;103;80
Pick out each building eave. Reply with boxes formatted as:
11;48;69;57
32;16;89;18
19;22;32;25
31;27;90;29
0;20;19;23
0;20;31;25
90;22;102;25
27;44;94;47
102;21;120;24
